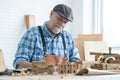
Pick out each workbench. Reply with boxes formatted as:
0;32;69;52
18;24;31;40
0;71;120;80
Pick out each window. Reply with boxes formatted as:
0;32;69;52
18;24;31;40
103;0;120;53
75;0;120;53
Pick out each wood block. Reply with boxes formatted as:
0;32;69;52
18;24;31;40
77;64;82;73
25;15;35;29
82;61;101;68
106;64;120;70
91;63;103;70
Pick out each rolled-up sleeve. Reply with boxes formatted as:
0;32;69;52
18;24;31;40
13;28;35;69
64;31;81;62
69;47;80;62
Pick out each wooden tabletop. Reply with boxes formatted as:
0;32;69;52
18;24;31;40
0;70;120;80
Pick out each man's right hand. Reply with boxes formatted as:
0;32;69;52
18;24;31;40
17;61;32;69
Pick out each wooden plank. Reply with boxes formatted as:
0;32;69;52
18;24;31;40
0;49;7;71
24;15;36;29
87;68;120;75
74;34;102;60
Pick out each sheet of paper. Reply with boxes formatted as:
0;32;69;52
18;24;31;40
84;41;108;61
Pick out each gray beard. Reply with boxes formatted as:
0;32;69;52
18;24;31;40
52;27;62;34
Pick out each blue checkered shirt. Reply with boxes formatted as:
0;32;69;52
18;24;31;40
13;22;80;68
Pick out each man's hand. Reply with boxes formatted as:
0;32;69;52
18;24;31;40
43;55;66;66
17;61;32;69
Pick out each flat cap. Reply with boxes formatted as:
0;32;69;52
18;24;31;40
53;4;73;22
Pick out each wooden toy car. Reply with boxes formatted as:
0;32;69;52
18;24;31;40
32;61;54;75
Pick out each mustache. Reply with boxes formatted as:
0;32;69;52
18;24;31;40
56;24;62;29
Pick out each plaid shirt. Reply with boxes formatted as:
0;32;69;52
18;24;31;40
13;21;80;68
